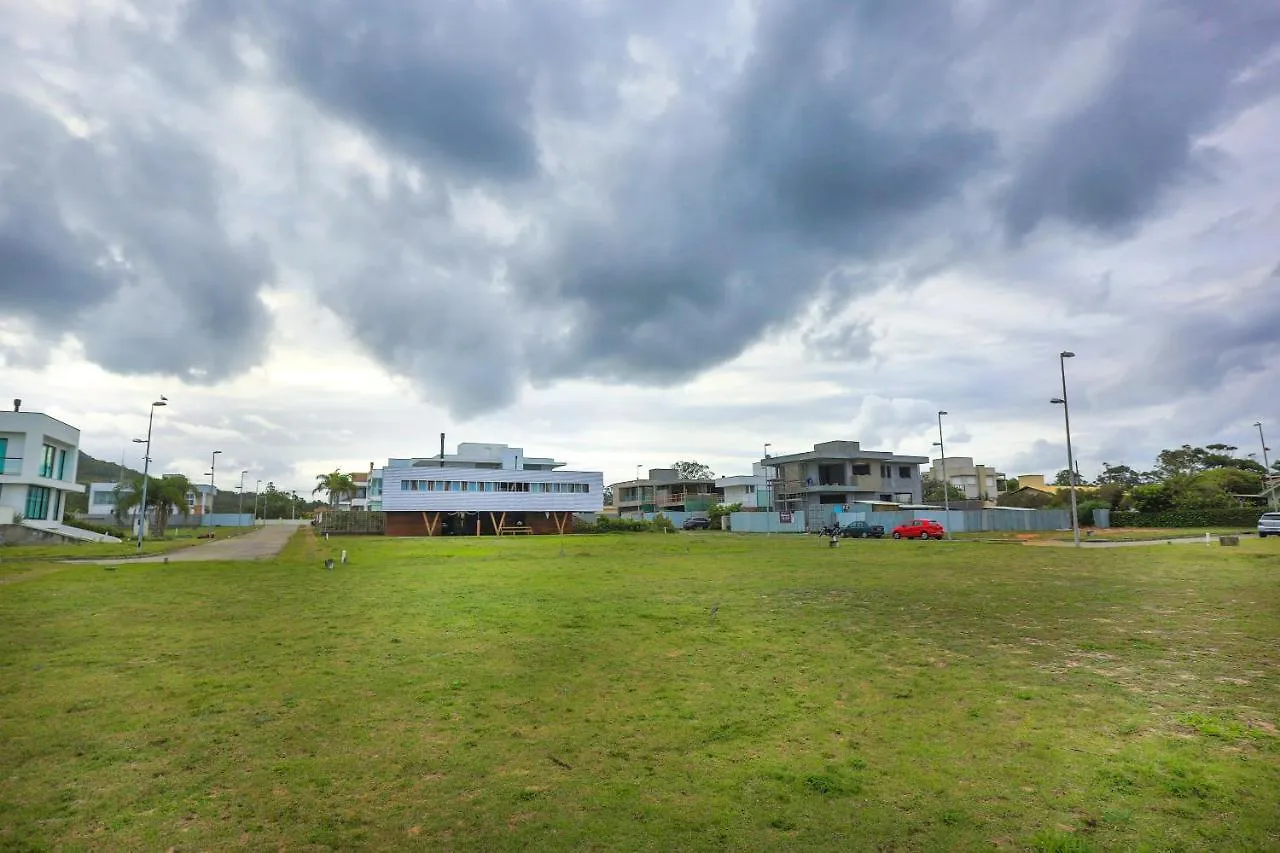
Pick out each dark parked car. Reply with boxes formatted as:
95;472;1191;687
683;517;711;530
892;519;946;540
841;521;885;539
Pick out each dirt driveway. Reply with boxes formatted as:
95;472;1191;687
79;523;304;564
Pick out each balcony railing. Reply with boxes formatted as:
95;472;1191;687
0;457;22;475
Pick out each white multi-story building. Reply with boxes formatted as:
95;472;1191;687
0;404;83;529
377;442;603;535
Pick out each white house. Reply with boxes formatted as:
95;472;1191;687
377;442;603;535
0;404;83;529
85;481;217;524
715;463;774;509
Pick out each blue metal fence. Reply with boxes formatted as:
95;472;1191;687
198;513;256;527
728;512;807;533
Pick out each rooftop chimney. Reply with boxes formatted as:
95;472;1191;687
12;398;20;412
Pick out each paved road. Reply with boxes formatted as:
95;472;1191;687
77;523;304;564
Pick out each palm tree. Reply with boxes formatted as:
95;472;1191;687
118;474;193;538
314;471;355;509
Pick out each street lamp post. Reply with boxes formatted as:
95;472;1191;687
254;479;262;523
238;470;248;526
937;411;951;540
134;396;168;553
1051;350;1081;548
209;450;222;491
1256;422;1276;509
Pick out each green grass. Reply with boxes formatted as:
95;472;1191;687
2;532;1278;850
0;526;255;568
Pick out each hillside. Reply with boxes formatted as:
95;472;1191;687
76;451;144;486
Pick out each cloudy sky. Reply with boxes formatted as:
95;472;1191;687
3;0;1278;493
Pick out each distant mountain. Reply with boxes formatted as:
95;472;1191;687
76;451;144;485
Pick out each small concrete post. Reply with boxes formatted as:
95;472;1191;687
340;549;348;564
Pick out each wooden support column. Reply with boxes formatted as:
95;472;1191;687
421;512;431;537
499;511;508;534
488;512;498;536
476;516;480;536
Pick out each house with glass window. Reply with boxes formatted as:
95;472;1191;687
0;405;83;530
377;442;603;535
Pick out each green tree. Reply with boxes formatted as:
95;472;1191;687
1054;468;1089;486
1156;445;1208;479
602;485;614;506
671;461;715;481
314;471;355;509
1129;482;1174;513
922;477;966;503
1096;463;1145;487
118;474;192;538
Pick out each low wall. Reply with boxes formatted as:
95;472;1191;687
0;524;64;545
826;508;1073;533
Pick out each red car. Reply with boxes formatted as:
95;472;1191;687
892;519;945;540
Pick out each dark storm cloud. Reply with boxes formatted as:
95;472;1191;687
6;0;1279;426
1002;0;1280;238
0;94;272;380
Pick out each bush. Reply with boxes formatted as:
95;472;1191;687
576;515;675;534
1110;509;1264;528
62;517;127;538
1076;500;1110;527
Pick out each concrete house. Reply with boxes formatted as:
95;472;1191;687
765;440;928;517
925;457;1004;502
0;403;84;533
715;462;774;510
378;442;603;535
610;468;723;520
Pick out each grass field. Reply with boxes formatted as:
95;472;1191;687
2;532;1277;851
0;526;256;571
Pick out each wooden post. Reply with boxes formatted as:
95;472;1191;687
476;516;480;536
421;512;431;537
499;511;507;534
488;512;498;536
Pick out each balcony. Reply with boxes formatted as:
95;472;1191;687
0;457;22;475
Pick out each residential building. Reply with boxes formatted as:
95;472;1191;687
715;462;774;510
84;481;217;523
766;440;928;517
0;405;82;528
341;470;370;510
377;442;603;535
925;457;1004;502
1015;474;1057;494
610;468;723;520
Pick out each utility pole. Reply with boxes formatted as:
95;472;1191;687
1052;351;1081;548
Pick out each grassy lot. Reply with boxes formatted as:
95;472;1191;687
0;526;256;569
1;532;1277;851
955;527;1257;543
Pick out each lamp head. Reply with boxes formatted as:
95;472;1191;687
213;450;222;456
152;400;167;408
1256;421;1264;428
1060;351;1075;358
1051;397;1066;404
132;438;146;444
938;410;948;416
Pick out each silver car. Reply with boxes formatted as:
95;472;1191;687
1260;512;1280;538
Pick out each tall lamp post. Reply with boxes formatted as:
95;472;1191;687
254;479;262;523
238;470;248;526
1256;421;1276;509
134;396;168;553
291;491;298;521
209;450;222;490
1051;350;1081;548
936;410;952;540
